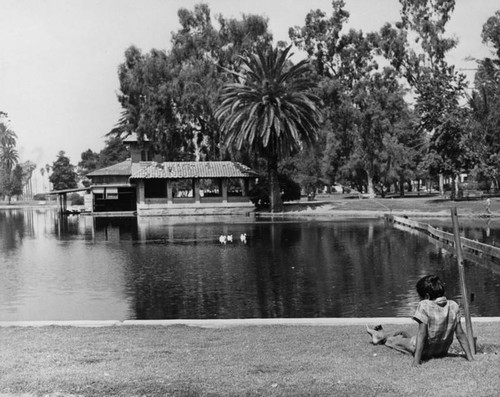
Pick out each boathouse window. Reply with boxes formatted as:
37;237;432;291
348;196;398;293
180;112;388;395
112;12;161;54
93;187;104;199
199;179;221;197
145;180;167;198
228;179;243;196
106;187;119;199
172;179;194;197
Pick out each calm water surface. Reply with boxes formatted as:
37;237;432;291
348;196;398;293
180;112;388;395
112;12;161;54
1;208;500;321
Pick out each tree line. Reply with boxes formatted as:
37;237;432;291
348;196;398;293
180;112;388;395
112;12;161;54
5;1;500;211
91;0;500;209
80;0;499;211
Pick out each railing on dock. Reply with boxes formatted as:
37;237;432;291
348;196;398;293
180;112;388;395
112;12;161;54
385;214;500;263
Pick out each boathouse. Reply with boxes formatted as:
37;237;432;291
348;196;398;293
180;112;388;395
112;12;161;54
86;134;258;216
129;161;257;216
86;160;136;213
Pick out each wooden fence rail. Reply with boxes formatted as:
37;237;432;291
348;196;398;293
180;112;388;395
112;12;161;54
385;214;500;263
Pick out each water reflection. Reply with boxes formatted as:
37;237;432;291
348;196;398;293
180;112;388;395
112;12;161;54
426;217;500;248
1;209;500;321
0;209;35;251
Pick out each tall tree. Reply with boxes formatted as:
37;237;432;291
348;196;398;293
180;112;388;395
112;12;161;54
78;137;129;186
20;161;36;199
0;124;17;150
290;1;418;197
350;68;415;197
49;151;78;191
468;10;500;190
380;0;472;196
216;45;322;212
0;118;18;172
113;4;272;162
114;46;179;160
78;149;100;177
97;136;129;168
170;6;273;161
0;145;19;173
0;117;20;202
0;164;23;204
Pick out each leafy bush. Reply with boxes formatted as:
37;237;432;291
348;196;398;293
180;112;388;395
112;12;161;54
68;193;84;205
249;174;301;208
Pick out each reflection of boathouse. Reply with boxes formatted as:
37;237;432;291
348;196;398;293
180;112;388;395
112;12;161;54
86;134;258;216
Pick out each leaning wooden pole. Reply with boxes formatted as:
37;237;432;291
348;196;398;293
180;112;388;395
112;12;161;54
450;207;476;354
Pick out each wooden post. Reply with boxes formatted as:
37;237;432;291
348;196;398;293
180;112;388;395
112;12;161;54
194;179;201;203
221;178;228;203
450;207;476;354
137;180;145;204
167;180;173;204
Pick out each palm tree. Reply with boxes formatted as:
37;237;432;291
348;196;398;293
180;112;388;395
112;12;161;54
216;45;322;212
0;122;17;149
20;161;36;200
44;164;53;191
0;146;18;173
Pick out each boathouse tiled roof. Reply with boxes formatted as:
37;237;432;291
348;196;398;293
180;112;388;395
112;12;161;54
130;161;257;179
86;159;131;177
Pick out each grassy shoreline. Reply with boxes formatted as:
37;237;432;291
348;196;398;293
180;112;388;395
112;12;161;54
1;322;499;396
280;195;498;216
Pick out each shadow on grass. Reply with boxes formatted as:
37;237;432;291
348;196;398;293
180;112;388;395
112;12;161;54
447;342;499;357
476;343;500;355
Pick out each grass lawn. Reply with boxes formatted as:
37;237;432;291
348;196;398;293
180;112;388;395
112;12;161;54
1;322;499;396
282;195;498;217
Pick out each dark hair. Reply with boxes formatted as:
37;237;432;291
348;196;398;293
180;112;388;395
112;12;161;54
416;275;445;300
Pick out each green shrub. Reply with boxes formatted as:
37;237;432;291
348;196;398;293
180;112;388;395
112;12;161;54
68;193;84;205
249;174;301;208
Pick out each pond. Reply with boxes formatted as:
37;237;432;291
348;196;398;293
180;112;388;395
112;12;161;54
1;208;500;321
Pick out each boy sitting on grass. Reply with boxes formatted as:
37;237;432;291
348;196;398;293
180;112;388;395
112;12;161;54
367;274;474;366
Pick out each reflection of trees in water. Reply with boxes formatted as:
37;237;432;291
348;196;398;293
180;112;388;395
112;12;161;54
0;209;34;251
250;222;395;318
127;247;258;319
4;212;500;320
52;213;88;239
429;218;500;248
247;221;500;318
250;223;306;318
111;219;500;319
427;242;500;317
394;225;500;317
125;224;260;319
0;210;35;314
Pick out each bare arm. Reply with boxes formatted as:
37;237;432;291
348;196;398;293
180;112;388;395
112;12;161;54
455;321;474;361
412;322;427;366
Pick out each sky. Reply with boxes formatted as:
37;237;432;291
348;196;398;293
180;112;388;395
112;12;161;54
0;0;499;192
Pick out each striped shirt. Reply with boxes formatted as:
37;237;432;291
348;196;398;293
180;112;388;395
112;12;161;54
412;297;460;358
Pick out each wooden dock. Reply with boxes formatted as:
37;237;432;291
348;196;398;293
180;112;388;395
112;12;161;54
385;214;500;264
